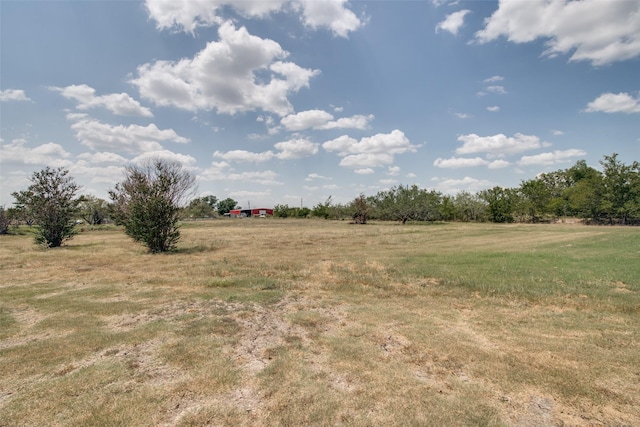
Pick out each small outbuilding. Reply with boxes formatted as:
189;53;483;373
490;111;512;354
229;208;273;218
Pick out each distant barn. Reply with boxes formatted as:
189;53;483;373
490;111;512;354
229;208;273;218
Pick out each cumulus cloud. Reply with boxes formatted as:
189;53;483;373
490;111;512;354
280;109;373;131
434;157;489;168
476;0;640;66
486;85;507;95
0;138;72;167
131;150;198;167
131;22;319;116
585;92;640;114
213;150;275;163
483;75;504;83
51;84;153;117
145;0;363;37
0;89;31;102
68;116;189;154
354;168;374;175
275;138;319;159
299;0;363;38
488;159;510;169
433;176;494;194
281;110;334;130
518;149;586;166
435;10;471;35
434;156;511;169
76;152;128;164
387;166;401;176
456;133;549;158
486;106;500;112
212;138;318;163
323;129;419;169
199;161;282;185
305;173;332;181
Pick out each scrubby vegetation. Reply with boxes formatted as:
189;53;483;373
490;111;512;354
313;153;640;225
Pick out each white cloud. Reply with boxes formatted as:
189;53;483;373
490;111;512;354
51;84;153;117
456;133;548;158
354;168;374;175
323;114;374;130
213;150;275;163
275;138;319;159
299;0;363;38
379;178;397;185
281;109;334;130
131;22;319;116
199;162;282;185
433;176;494;194
434;157;489;168
455;112;471;119
435;10;471;35
68;116;189;154
483;75;504;83
323;129;419;169
488;159;510;169
551;129;565;136
0;138;72;167
0;89;31;102
281;109;373;131
518;149;586;166
145;0;280;33
387;166;401;176
476;0;640;66
339;153;394;169
145;0;363;37
76;152;128;164
486;85;506;94
486;106;500;112
131;150;198;167
585;92;640;114
305;173;332;181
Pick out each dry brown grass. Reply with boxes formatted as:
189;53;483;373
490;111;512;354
1;219;638;426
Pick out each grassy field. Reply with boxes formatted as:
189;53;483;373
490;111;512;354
1;219;638;426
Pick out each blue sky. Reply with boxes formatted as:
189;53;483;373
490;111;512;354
1;0;639;208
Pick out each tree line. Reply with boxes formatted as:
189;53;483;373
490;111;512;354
1;153;637;252
325;154;639;225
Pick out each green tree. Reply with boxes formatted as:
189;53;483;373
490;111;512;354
517;179;552;223
453;191;486;222
480;186;515;223
312;196;333;219
12;167;81;247
297;207;311;218
599;153;638;224
109;159;195;253
350;193;369;224
564;160;603;221
374;185;418;224
217;198;238;216
0;206;11;234
186;196;217;218
273;204;289;218
78;195;110;225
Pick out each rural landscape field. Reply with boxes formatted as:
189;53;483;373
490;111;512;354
1;219;638;426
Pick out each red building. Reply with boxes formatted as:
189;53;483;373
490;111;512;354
229;208;273;218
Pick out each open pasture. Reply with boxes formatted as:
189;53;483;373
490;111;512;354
1;220;639;426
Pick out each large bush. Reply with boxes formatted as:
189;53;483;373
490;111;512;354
11;167;81;247
109;159;195;253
